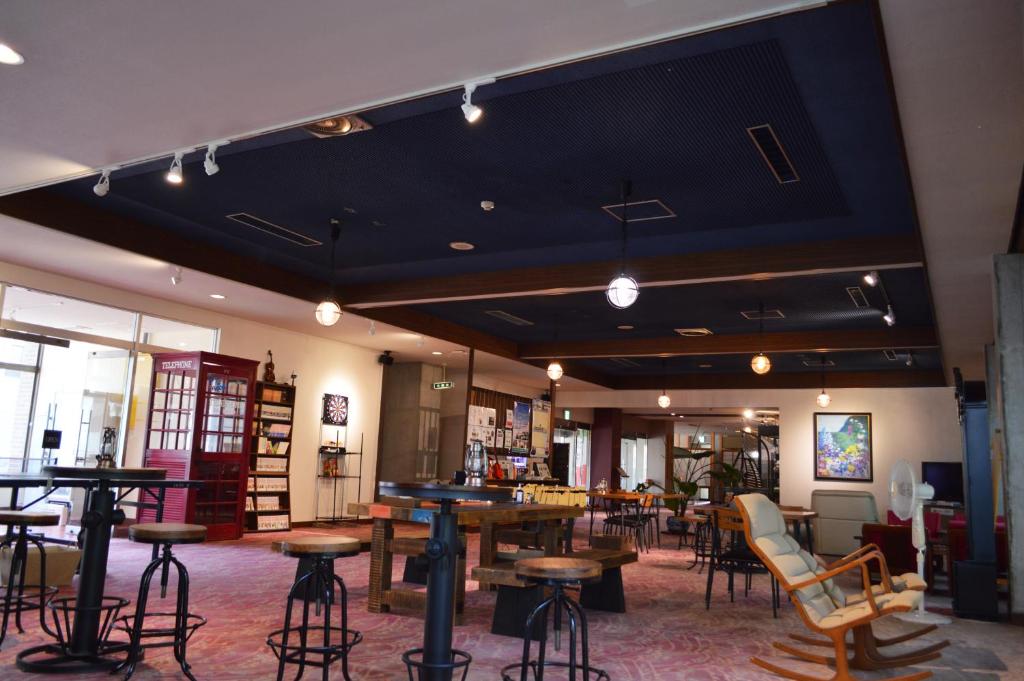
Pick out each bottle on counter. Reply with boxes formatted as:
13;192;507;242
514;484;524;504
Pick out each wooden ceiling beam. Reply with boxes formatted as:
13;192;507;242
343;235;923;308
519;327;938;359
350;305;519;359
614;369;946;390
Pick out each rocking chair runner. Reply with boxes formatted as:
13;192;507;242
734;494;948;681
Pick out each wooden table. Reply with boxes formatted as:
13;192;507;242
586;490;684;548
693;504;819;554
349;500;583;616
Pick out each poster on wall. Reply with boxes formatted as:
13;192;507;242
467;405;497;447
505;409;513;429
531;398;551;457
814;412;873;482
495;428;505;449
511;401;531;452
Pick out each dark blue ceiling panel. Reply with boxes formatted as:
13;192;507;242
412;268;933;344
49;0;912;288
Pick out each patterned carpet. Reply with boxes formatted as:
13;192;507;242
0;521;1021;680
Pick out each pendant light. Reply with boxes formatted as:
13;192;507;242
657;358;671;408
315;219;343;327
816;354;832;407
546;361;564;381
750;301;771;375
606;180;639;309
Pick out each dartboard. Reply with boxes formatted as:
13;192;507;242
322;394;348;426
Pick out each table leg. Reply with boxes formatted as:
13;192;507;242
542;520;561;556
478;520;497;592
804;518;815;555
70;486;115;655
423;504;458;681
368;519;393;613
563;518;575;553
655;499;662;548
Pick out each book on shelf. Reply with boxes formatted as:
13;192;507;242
261;387;290;403
247;478;255;492
245;496;254;511
256;456;287;472
256;495;280;511
256;477;288;492
266;423;291;438
256;514;290;531
261;404;293;421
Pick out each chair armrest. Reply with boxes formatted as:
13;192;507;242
826;543;880;569
787;549;891;612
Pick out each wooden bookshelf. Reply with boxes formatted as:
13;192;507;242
245;381;295;532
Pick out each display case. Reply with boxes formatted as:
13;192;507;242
140;352;258;540
245;381;295;532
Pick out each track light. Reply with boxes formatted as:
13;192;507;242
546;361;564;381
863;271;879;287
204;142;224;176
170;267;183;286
93;169;111;197
883;305;895;326
460;78;495;123
166;151;184;185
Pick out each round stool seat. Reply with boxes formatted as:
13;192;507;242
0;510;60;526
129;523;207;544
515;557;602;583
277;536;361;557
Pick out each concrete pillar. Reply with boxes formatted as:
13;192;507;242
592;408;622;490
378;362;442;482
992;254;1024;616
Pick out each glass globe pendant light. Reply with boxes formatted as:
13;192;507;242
315;219;343;327
606;180;639;309
816;355;831;407
749;302;771;375
657;391;671;409
546;361;564;381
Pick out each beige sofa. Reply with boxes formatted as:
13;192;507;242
810;490;878;557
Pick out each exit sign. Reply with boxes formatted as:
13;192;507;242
432;380;455;390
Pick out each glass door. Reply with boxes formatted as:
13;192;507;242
572;427;591;488
0;337;41;474
193;373;247;528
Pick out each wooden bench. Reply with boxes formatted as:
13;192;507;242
471;539;638;638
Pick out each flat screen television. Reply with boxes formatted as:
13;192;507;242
921;461;964;504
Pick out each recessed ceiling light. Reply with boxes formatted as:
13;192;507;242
698;363;712;368
617;325;634;331
431;351;443;355
209;294;226;300
449;241;475;251
0;43;25;66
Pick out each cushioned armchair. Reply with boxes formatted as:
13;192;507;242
735;494;947;681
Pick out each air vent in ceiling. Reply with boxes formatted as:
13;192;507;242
740;308;785;320
484;310;534;326
801;356;836;367
608;357;642;368
674;328;713;337
846;286;870;308
225;213;322;247
601;199;676;223
747;124;800;184
303;114;373;138
883;350;899;361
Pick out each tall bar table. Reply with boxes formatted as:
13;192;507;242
6;467;202;674
379;482;511;681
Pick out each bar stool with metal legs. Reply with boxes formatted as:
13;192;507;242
116;522;208;681
0;510;60;649
267;536;362;681
501;557;610;681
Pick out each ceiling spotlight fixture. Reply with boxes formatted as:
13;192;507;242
0;43;25;66
863;271;879;287
315;219;343;327
449;241;475;251
368;320;376;336
432;351;443;356
460;78;494;123
606;180;639;309
749;301;771;374
93;169;111;197
204;142;226;176
816;354;831;407
742;408;755;420
883;305;895;326
165;151;184;185
209;294;226;300
547;360;564;381
170;267;183;286
480;200;495;211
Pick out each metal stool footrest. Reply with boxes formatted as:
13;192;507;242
115;611;207;647
1;584;58;612
401;647;472;681
46;595;129;652
501;660;610;681
267;624;362;667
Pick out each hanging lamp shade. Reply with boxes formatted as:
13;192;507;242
750;352;771;375
315;300;342;327
606;274;639;309
657;392;671;409
816;389;832;408
546;361;564;381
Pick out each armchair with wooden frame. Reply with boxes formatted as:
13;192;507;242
735;493;948;681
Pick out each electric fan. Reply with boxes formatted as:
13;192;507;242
888;459;950;624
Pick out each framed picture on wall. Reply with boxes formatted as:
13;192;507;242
814;412;872;482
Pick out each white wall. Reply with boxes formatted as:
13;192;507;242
0;260;384;523
557;386;963;513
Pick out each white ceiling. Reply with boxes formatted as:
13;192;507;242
1;0;1021;381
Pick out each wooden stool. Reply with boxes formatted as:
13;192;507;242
267;536;362;681
501;557;609;681
0;510;60;649
117;523;207;681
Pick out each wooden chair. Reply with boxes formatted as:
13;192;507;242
734;493;948;681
